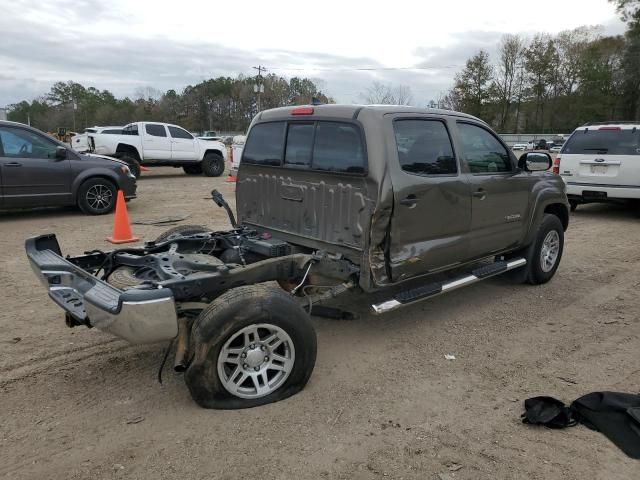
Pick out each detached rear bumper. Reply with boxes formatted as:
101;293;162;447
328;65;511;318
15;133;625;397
26;235;178;344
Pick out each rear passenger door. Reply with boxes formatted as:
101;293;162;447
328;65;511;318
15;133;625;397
387;117;472;281
454;122;530;258
141;123;171;160
168;126;199;161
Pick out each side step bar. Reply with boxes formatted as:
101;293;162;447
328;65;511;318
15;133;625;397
371;258;526;315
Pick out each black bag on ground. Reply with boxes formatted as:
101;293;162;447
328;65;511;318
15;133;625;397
570;391;640;459
521;396;577;428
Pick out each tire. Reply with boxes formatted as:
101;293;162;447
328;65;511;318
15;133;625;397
155;225;209;242
107;266;144;290
201;152;225;177
185;285;317;409
77;177;118;215
569;200;578;212
509;214;564;285
120;155;141;178
183;165;203;175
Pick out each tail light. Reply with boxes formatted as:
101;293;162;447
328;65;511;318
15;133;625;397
291;107;314;116
552;156;561;174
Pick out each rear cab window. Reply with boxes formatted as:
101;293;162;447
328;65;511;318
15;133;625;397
562;127;640;155
145;124;167;137
243;120;366;174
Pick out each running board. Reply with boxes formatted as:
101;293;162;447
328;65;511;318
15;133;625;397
371;258;526;315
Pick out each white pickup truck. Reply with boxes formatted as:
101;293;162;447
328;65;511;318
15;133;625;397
87;122;227;177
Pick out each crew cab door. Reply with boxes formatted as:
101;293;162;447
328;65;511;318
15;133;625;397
141;123;171;160
168;126;199;160
387;117;472;282
453;121;530;258
0;125;71;207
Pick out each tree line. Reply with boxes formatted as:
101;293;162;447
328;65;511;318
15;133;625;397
7;75;332;134
442;0;640;133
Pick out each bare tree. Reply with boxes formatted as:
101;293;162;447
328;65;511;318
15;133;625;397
494;34;526;130
360;81;413;105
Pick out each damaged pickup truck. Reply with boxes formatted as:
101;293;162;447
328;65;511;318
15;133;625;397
26;104;569;409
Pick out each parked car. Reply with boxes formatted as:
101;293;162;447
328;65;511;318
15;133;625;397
26;104;568;409
0;121;136;215
72;126;123;152
230;135;246;176
88;122;228;178
554;122;640;211
549;145;562;153
512;143;528;151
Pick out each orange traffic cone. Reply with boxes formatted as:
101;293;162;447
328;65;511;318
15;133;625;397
107;190;140;244
139;165;150;172
225;174;237;183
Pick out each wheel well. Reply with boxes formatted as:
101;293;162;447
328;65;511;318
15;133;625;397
116;144;141;161
74;175;117;201
544;203;569;231
204;149;224;159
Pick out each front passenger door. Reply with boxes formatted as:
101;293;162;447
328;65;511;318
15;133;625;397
456;122;530;258
0;126;72;207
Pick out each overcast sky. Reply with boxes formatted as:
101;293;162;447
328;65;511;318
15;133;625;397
0;0;626;108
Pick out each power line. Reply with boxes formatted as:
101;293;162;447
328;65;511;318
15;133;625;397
268;65;462;72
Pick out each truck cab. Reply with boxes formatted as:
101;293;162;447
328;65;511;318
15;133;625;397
236;104;569;290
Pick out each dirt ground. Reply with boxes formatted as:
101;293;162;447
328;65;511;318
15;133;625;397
1;168;638;480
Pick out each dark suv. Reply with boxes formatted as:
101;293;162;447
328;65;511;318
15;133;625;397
0;121;136;215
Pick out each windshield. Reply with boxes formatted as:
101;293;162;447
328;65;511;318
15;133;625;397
562;129;640;155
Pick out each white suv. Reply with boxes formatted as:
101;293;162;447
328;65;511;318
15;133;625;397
554;122;640;210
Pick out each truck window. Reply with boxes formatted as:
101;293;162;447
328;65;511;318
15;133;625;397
122;124;138;136
457;123;512;174
168;126;194;140
145;124;167;137
243;122;285;166
313;122;365;173
393;119;457;175
562;128;640;155
284;123;313;167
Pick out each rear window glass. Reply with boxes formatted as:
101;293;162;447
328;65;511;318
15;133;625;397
313;123;365;173
562;129;640;155
285;123;313;167
102;129;122;134
243;122;285;166
394;119;457;175
243;121;365;173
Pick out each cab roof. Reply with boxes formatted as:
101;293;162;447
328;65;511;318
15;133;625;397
257;104;483;123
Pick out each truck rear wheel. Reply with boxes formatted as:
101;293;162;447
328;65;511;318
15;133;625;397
202;152;225;177
185;285;317;409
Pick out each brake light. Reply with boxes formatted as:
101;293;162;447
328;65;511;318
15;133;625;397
598;126;620;130
291;107;314;116
552;156;561;174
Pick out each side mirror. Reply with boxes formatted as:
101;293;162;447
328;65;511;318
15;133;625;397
55;146;67;160
518;152;551;172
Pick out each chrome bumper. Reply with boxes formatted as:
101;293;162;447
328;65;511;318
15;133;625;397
26;235;178;344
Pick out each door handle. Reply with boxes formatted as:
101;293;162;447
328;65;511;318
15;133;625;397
473;189;486;200
4;162;22;167
399;195;418;206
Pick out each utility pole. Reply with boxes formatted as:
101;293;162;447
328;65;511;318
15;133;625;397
252;65;267;113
